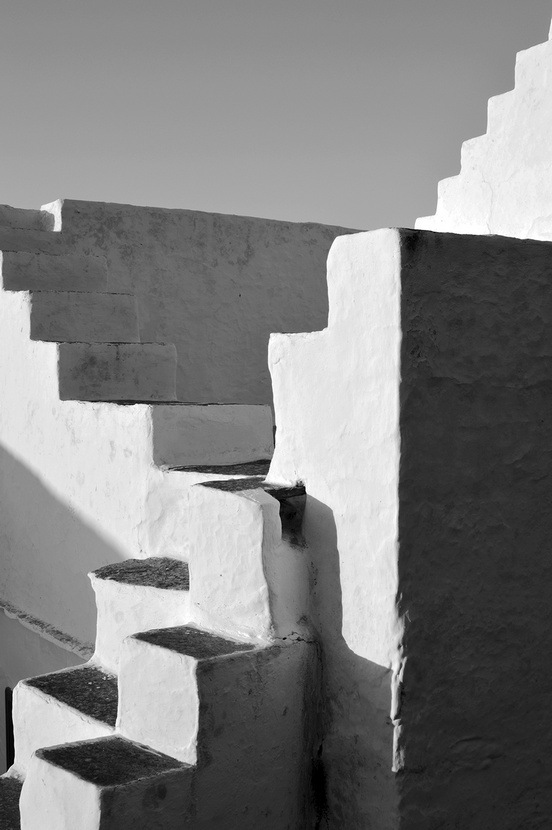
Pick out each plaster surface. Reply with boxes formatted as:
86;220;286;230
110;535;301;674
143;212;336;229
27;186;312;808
417;25;552;241
44;199;358;404
267;227;552;827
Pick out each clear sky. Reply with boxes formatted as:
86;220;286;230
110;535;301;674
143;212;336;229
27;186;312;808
0;1;551;230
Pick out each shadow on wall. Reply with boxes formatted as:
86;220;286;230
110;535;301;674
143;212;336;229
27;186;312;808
0;443;124;647
304;497;398;830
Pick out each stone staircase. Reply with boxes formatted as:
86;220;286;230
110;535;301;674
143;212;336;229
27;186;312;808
0;205;316;829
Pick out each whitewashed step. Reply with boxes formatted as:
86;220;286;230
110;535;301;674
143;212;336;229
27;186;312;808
151;404;274;468
0;229;62;254
58;342;177;401
0;777;21;830
117;627;315;828
117;625;255;763
184;478;306;639
12;664;117;774
0;205;55;232
1;251;107;292
30;291;139;343
89;557;191;674
19;736;190;830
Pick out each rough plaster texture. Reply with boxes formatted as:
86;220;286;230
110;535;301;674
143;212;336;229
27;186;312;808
268;228;552;827
416;25;552;241
43;199;358;404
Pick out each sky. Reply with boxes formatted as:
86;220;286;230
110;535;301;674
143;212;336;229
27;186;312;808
0;1;551;231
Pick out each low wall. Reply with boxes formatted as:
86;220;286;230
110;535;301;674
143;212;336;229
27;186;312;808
46;199;357;404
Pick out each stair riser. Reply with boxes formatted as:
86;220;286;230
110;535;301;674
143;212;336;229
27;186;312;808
91;577;192;674
30;292;140;343
185;485;279;638
1;251;107;291
58;343;177;401
118;637;199;763
20;756;101;830
151;404;274;467
12;683;114;775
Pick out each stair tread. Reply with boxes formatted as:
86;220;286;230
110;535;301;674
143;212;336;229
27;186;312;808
200;477;305;500
25;664;118;727
134;625;255;660
0;777;21;830
37;736;184;786
171;459;271;475
92;557;189;590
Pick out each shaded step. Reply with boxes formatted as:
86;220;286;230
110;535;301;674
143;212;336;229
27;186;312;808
1;251;107;292
89;557;191;674
118;625;255;762
13;664;117;773
0;204;55;232
58;342;177;401
0;229;62;254
151;404;274;467
0;776;21;830
19;736;190;830
30;291;139;343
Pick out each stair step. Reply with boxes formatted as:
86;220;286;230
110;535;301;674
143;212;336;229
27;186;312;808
30;291;139;343
118;625;255;762
89;557;191;674
13;664;117;773
0;204;55;232
19;736;190;830
151;404;274;467
0;777;21;830
0;228;62;254
58;342;177;401
1;251;107;292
